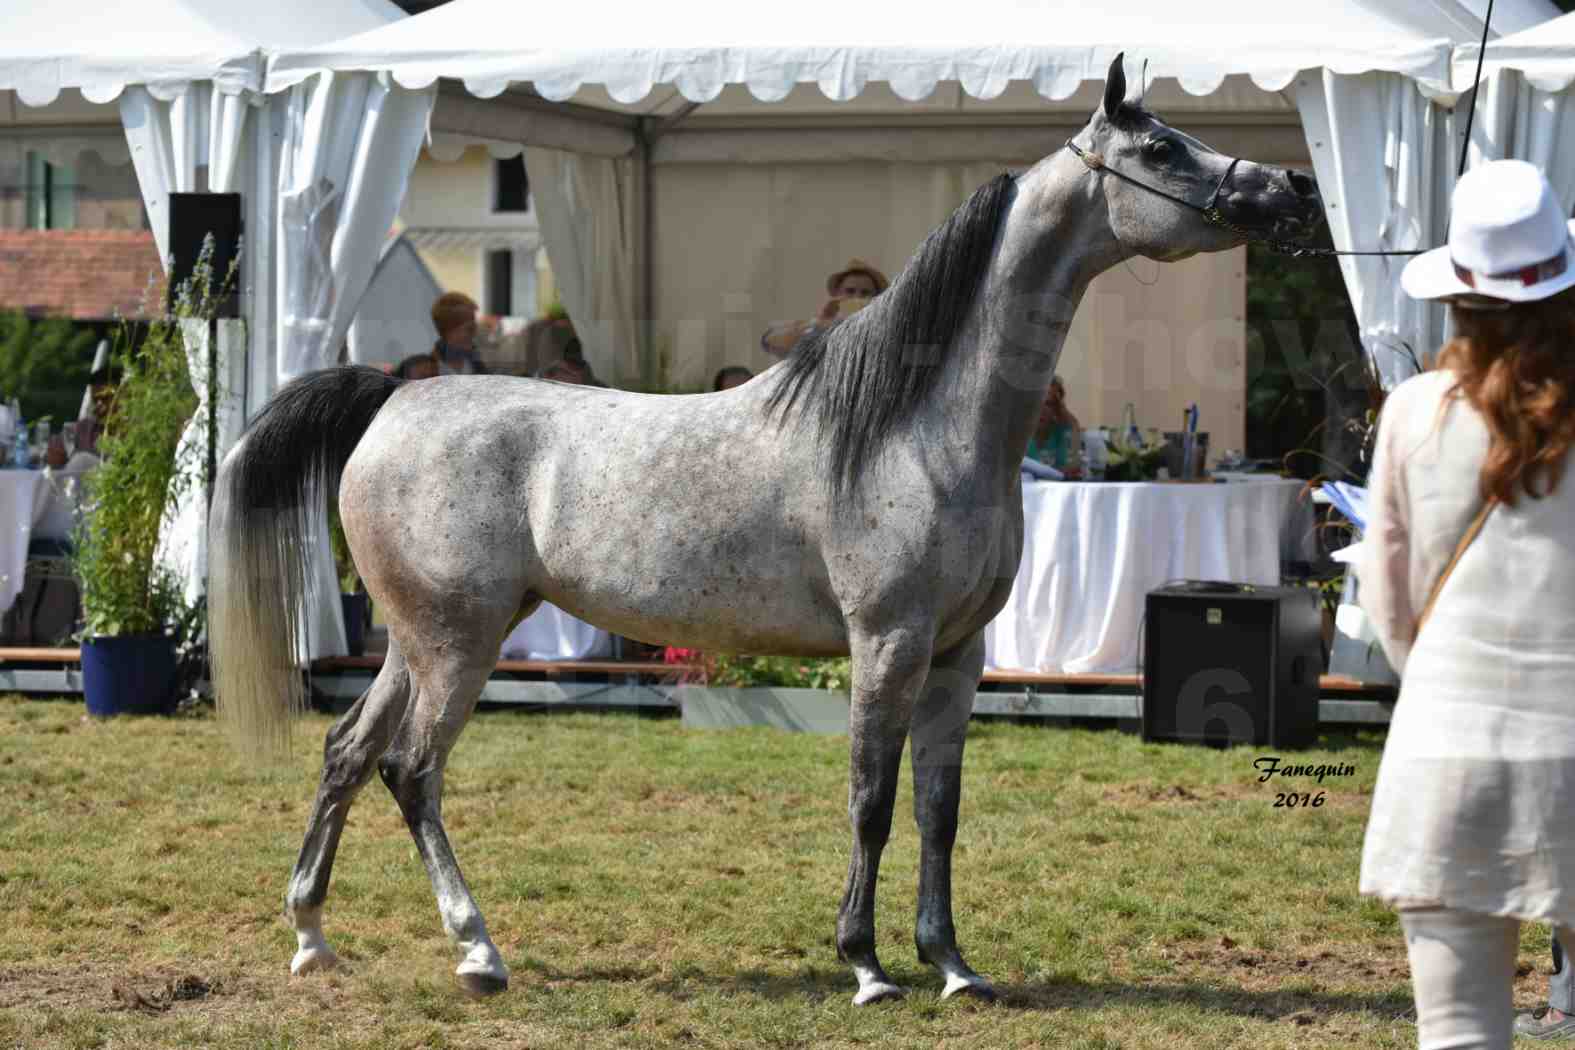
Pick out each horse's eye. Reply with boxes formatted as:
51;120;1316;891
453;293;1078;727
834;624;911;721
1144;138;1172;157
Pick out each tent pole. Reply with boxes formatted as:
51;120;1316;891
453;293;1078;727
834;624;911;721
639;119;654;387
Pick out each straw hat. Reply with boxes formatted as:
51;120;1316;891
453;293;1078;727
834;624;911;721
1402;160;1575;306
826;258;889;296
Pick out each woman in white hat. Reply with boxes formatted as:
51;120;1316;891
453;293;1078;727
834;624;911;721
1358;158;1575;1049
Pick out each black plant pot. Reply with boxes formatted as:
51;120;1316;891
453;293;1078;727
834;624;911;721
81;635;179;717
342;593;369;657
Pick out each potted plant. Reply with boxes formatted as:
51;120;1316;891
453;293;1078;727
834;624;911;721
328;508;369;657
669;652;856;734
1103;432;1167;482
70;265;212;716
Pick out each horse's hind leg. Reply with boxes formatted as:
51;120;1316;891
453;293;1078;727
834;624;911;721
910;631;994;1000
285;637;414;975
378;643;507;997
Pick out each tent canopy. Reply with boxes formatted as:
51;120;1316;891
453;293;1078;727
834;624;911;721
267;0;1555;110
1455;10;1575;90
0;0;405;105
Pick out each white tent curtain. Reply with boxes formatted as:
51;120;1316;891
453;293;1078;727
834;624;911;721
1294;71;1457;388
276;71;434;383
521;147;640;385
272;70;433;660
1461;68;1575;215
120;83;253;608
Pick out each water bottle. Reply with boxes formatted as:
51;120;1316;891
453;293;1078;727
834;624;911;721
1082;429;1108;481
12;414;28;468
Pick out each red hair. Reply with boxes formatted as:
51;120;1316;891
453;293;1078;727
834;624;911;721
1435;287;1575;505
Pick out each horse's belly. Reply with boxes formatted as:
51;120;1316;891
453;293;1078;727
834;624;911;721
538;562;848;656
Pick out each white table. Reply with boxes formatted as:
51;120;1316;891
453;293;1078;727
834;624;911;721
500;602;613;661
984;477;1317;674
0;469;49;615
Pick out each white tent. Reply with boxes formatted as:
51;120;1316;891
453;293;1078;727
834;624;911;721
267;0;1550;102
0;0;432;660
348;232;445;369
266;0;1558;391
1453;12;1575;213
0;0;407;104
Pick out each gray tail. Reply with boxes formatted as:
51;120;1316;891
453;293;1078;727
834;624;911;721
208;365;402;756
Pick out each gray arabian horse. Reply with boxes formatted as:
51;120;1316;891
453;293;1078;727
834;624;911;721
209;54;1320;1005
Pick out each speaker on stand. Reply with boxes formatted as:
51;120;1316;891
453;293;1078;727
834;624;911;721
1141;581;1323;749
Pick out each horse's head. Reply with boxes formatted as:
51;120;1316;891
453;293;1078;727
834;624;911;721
1069;54;1323;261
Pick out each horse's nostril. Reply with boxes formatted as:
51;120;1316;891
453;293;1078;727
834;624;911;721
1287;170;1319;199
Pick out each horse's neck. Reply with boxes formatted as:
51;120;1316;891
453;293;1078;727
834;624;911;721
948;155;1128;479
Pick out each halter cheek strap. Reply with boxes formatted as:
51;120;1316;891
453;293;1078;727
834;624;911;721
1064;137;1420;259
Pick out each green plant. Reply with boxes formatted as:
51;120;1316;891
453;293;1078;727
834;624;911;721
0;309;97;424
327;507;361;593
702;652;853;693
1103;432;1166;482
71;250;223;638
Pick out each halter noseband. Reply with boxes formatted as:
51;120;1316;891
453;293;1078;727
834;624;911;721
1063;136;1294;249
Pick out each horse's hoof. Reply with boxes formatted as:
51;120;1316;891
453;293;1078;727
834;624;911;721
941;973;996;1002
290;946;340;976
852;981;906;1006
455;969;509;999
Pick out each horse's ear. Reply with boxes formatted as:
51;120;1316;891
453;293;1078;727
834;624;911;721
1103;53;1127;121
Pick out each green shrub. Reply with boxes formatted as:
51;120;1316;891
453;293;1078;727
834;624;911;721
0;310;97;425
71;252;223;638
706;653;852;693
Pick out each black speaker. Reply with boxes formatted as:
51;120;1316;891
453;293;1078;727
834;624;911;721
1142;582;1322;748
168;192;242;318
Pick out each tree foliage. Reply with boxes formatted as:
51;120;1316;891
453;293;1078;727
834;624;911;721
0;311;97;425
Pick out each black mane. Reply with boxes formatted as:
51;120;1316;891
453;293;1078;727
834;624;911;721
764;172;1016;502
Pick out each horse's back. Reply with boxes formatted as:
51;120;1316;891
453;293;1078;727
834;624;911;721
338;374;851;652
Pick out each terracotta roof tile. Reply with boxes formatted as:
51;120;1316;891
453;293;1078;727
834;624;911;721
0;230;163;321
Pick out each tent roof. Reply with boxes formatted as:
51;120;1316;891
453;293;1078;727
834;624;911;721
267;0;1558;105
1454;11;1575;90
0;0;406;106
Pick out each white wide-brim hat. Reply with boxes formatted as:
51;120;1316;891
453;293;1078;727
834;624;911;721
1402;159;1575;305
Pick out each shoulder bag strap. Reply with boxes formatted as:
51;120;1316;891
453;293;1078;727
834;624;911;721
1413;499;1497;637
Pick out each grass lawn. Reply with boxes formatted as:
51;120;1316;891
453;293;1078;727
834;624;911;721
0;695;1555;1048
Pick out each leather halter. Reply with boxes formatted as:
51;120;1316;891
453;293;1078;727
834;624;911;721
1062;137;1393;259
1065;137;1239;225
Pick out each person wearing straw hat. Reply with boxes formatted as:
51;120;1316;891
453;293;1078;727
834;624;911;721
759;258;889;357
1356;158;1575;1049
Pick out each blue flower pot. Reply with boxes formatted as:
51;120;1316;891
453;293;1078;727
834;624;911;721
81;635;179;717
342;593;369;657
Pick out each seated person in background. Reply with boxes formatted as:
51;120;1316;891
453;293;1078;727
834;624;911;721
395;354;441;381
561;339;608;387
714;366;754;391
537;360;585;384
430;291;489;375
760;258;888;357
1025;375;1083;468
43;418;102;471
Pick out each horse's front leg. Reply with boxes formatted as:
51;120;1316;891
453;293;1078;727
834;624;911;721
838;626;931;1005
911;631;994;1000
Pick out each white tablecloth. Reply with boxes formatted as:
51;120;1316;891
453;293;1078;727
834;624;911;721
500;602;613;661
0;469;49;615
984;477;1316;674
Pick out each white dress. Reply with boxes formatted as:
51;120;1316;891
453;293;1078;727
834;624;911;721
1358;369;1575;921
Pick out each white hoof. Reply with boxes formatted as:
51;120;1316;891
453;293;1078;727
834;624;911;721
941;971;996;1001
455;945;509;999
852;980;906;1006
290;945;340;976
